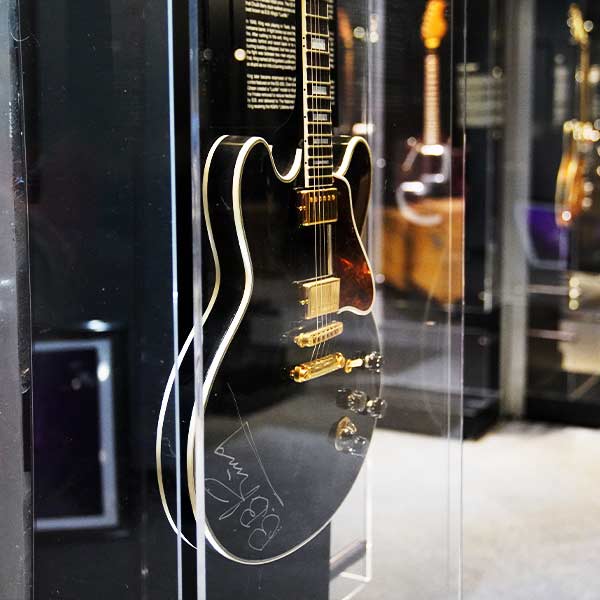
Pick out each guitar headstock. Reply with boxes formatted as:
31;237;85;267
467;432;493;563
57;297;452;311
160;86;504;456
568;4;591;49
421;0;448;50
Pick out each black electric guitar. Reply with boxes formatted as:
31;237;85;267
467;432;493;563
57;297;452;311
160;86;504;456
197;0;383;564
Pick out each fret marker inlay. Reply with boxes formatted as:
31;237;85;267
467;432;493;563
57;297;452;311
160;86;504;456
311;37;327;51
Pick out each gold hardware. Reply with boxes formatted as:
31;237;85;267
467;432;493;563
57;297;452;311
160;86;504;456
290;351;382;383
334;417;368;455
297;187;338;226
336;417;357;441
343;357;364;373
290;352;346;383
299;277;340;320
343;352;383;374
294;321;344;348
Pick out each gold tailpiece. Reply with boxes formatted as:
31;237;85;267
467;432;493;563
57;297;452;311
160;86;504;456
290;351;382;383
291;353;346;383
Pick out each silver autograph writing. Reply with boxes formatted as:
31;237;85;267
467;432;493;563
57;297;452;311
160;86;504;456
206;422;284;552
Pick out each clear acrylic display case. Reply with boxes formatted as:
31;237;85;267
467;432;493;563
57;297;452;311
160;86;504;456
0;0;464;599
189;1;463;598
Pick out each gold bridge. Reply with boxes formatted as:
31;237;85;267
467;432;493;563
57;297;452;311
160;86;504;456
299;277;340;320
297;187;339;226
290;352;382;384
294;321;344;348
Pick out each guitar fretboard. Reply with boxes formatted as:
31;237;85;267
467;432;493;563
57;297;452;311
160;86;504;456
302;0;334;188
423;51;441;146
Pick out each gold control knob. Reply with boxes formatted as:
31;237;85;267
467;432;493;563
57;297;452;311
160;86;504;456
335;417;368;455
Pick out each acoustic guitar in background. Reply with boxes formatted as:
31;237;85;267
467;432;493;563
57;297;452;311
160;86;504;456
383;0;463;306
555;4;599;228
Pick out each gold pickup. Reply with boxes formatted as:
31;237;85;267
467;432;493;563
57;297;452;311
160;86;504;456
299;277;340;320
297;187;338;226
294;321;344;348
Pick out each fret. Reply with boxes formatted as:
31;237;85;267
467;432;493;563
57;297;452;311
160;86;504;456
305;18;329;36
309;143;333;150
306;13;329;20
306;52;330;69
308;163;334;171
307;64;331;71
306;0;328;11
307;99;332;108
307;144;333;153
307;149;334;158
308;134;332;143
307;126;333;136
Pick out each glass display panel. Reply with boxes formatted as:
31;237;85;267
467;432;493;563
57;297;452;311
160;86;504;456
16;0;188;597
8;0;463;598
188;0;464;598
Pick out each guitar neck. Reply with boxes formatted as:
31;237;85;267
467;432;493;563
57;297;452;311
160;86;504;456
579;44;591;122
301;0;334;188
423;50;441;147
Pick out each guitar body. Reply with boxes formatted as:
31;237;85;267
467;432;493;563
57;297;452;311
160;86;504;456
201;135;381;564
555;7;600;227
555;122;586;227
395;138;454;226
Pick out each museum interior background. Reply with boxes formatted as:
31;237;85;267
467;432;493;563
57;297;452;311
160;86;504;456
1;0;600;598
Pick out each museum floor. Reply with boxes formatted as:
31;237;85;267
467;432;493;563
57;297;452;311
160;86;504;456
365;422;600;599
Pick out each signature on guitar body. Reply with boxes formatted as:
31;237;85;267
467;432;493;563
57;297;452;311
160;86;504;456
206;423;283;553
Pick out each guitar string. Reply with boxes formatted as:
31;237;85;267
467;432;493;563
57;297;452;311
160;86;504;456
314;0;324;361
323;0;332;360
315;0;322;360
324;0;332;360
312;2;319;360
317;0;327;361
315;0;326;362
